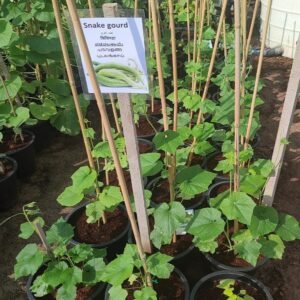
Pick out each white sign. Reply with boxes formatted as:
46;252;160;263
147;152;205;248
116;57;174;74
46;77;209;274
79;17;149;94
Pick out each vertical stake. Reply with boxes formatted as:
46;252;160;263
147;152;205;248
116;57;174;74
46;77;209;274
102;3;152;253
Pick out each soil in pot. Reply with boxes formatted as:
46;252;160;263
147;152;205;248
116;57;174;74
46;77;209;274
149;178;205;209
135;116;162;139
147;99;162;118
0;157;18;210
0;129;35;177
138;138;153;153
204;152;229;181
106;269;189;300
67;204;129;261
193;275;267;300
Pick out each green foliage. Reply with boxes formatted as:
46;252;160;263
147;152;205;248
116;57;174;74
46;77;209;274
153;130;183;154
217;279;254;300
140;153;163;177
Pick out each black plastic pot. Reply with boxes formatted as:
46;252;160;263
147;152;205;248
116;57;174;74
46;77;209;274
206;180;231;203
0;157;18;211
26;269;106;300
137;138;154;153
190;270;273;300
201;151;229;182
136;116;163;141
203;251;269;274
147;177;206;209
23;120;56;151
104;267;190;300
65;203;130;261
2;129;36;178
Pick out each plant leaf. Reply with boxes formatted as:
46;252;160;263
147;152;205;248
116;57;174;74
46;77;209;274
276;213;300;241
100;186;123;209
249;206;278;237
187;207;225;241
153;130;183;154
71;166;97;192
234;240;261;266
150;202;186;248
146;252;174;278
259;234;285;259
108;286;128;300
57;186;84;207
82;258;106;284
14;244;44;279
134;287;157;300
29;99;57;120
219;192;256;225
140;152;163;177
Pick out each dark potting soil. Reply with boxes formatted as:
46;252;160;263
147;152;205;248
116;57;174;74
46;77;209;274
138;141;152;153
152;179;203;208
209;182;231;198
136;116;161;137
0;158;14;180
74;206;128;244
160;234;193;257
100;169;133;193
0;132;32;152
122;271;186;300
194;278;266;300
147;100;162;117
205;153;229;178
30;285;97;300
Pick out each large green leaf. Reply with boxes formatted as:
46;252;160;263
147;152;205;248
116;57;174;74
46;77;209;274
146;252;174;279
85;200;105;224
259;234;285;259
82;258;106;284
219;192;256;225
240;174;266;198
176;166;216;199
14;244;44;279
26;36;61;54
68;244;94;264
0;19;13;48
45;79;70;96
29;99;57;120
108;286;128;300
8;107;30;128
187;207;225;241
192;122;215;140
153;130;183;153
248;159;274;178
57;186;84;207
140;152;163;177
150;202;186;248
71;166;97;192
19;217;45;239
234;240;261;266
249;206;278;237
0;74;22;101
101;255;133;286
100;186;123;209
276;213;300;241
134;287;157;300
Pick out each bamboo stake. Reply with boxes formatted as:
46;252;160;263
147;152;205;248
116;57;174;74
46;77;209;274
223;18;227;59
244;0;273;149
109;94;122;134
191;0;200;92
187;0;228;166
195;0;228;125
65;0;151;286
134;0;138;17
150;0;168;130
51;0;106;222
245;0;259;59
187;0;191;63
168;0;178;131
148;0;155;113
87;0;95;17
233;0;241;233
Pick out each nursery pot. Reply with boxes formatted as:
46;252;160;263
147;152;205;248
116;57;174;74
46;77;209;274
104;268;190;300
23;120;56;151
65;203;130;261
137;138;154;153
26;268;106;300
0;156;18;211
0;129;36;177
135;115;163;141
147;177;206;209
190;270;273;300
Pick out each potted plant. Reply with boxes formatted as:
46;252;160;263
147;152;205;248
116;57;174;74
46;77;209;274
57;165;130;261
185;156;300;272
0;154;18;210
190;271;273;300
102;243;190;300
13;202;107;300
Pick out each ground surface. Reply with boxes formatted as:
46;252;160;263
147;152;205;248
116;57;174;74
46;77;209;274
0;56;299;299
